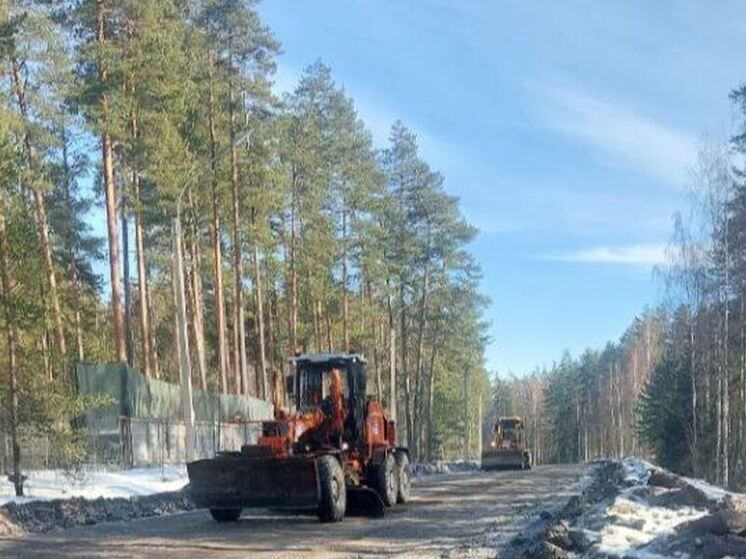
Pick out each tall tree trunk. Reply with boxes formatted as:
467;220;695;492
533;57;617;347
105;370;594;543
0;203;23;496
325;303;333;352
722;220;730;487
266;262;278;378
122;192;132;364
243;104;267;398
132;172;153;376
96;0;126;362
689;310;698;476
10;59;67;366
129;105;154;377
146;262;160;379
40;328;51;380
207;54;228;392
373;320;383;402
289;172;299;354
463;367;470;458
253;245;268;399
735;288;746;471
341;202;349;351
367;279;382;401
387;285;397;422
69;254;84;362
312;297;321;351
413;235;431;460
61;128;84;362
187;192;208;391
400;283;412;449
426;331;440;461
228;75;248;394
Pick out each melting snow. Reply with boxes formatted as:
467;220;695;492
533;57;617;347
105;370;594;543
0;465;188;506
594;495;708;556
577;458;720;558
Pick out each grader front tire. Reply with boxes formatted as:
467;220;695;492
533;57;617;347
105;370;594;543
395;452;411;503
317;455;347;522
371;453;398;507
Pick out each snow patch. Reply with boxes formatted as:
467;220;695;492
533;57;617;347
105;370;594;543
0;466;188;506
593;495;707;556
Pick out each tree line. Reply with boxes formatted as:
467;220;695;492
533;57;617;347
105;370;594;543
490;83;746;491
0;0;489;484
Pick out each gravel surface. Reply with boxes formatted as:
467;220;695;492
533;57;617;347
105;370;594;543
0;464;589;558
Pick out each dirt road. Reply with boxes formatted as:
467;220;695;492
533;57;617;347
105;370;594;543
0;464;589;559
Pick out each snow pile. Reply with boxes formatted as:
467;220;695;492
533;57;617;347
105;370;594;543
585;459;710;557
568;458;734;558
0;465;187;506
594;493;709;556
519;458;743;558
622;456;654;486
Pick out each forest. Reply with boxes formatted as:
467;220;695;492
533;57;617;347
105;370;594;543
0;0;489;470
492;85;746;491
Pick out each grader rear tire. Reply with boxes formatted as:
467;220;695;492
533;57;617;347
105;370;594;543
317;455;346;522
370;453;398;507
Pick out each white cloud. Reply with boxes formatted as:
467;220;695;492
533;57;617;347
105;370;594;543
534;83;698;186
546;242;667;265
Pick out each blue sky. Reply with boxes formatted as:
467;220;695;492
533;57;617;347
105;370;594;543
257;0;746;376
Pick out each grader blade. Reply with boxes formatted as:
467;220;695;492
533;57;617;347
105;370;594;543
481;449;527;471
188;454;319;510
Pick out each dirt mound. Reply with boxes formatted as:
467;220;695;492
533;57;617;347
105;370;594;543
649;499;746;559
647;483;720;512
648;468;687;489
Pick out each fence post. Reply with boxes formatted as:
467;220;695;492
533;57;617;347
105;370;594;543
120;416;133;469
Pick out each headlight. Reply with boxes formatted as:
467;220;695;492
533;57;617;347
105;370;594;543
341;442;349;451
490;441;496;448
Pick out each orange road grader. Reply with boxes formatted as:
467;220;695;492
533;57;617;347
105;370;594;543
187;353;410;522
481;416;532;470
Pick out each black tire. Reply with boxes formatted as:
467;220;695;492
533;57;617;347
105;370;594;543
370;452;398;507
395;451;411;503
317;455;346;522
209;508;241;522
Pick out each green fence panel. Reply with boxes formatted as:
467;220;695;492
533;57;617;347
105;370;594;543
75;363;273;421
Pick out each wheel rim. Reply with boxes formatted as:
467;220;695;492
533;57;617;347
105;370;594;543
331;475;341;502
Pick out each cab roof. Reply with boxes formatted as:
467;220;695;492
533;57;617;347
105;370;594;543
291;352;367;365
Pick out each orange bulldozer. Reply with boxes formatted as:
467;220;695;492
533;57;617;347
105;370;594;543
187;353;410;522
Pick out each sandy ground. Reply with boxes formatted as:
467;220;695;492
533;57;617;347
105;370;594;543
0;464;588;559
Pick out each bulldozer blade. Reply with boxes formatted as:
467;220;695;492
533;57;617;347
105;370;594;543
346;486;386;518
188;454;319;510
481;449;527;471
